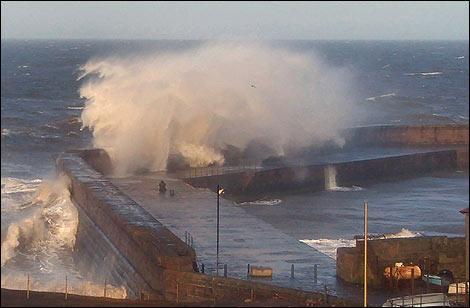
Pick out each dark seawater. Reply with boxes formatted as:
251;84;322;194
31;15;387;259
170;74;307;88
1;39;468;296
2;40;468;178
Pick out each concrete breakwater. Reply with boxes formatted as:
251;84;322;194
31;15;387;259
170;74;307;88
184;149;462;197
57;151;353;306
184;124;468;197
340;124;468;146
58;152;197;298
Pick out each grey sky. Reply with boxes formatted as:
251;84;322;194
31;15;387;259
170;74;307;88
1;1;469;40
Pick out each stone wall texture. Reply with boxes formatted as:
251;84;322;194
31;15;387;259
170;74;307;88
341;124;469;146
336;236;466;288
57;152;355;306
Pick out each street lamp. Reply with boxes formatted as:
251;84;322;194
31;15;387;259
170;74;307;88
364;201;368;307
216;185;224;276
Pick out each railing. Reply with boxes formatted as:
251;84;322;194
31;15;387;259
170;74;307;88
12;274;128;300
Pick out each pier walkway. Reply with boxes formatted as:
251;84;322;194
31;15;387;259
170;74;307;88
110;173;342;296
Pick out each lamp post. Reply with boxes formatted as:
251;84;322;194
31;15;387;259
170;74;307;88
216;184;220;276
364;201;368;307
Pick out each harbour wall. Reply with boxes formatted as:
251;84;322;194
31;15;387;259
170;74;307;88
58;152;197;299
73;205;154;298
336;236;466;288
184;149;460;196
340;124;469;147
184;124;468;196
57;151;353;306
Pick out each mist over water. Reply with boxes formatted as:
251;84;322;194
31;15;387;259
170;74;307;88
79;42;358;175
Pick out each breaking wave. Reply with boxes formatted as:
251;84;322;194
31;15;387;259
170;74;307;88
1;176;127;299
300;228;423;259
79;41;358;176
1;176;78;267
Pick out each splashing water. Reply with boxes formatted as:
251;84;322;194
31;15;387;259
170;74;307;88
1;176;127;299
79;41;357;176
1;175;77;267
301;228;423;259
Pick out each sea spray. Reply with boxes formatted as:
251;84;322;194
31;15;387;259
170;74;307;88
79;41;357;176
1;175;77;267
301;228;423;259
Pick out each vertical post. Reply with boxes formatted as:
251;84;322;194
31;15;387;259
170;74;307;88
247;264;250;278
291;264;294;279
224;264;227;277
324;285;328;304
216;184;220;276
185;231;188;244
411;268;414;296
176;282;179;304
201;263;205;274
465;280;469;307
65;275;68;300
26;274;30;300
104;279;107;298
314;264;318;284
364;201;368;307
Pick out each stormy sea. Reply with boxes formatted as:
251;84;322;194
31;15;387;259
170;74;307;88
1;39;468;295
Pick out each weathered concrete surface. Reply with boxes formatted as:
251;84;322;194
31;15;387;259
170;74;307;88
335;150;457;187
184;149;460;197
73;205;154;299
336;236;466;288
57;152;197;298
58;151;356;306
110;174;339;294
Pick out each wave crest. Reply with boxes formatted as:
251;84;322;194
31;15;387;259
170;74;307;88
79;41;357;176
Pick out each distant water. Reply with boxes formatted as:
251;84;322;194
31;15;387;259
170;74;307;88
1;39;468;294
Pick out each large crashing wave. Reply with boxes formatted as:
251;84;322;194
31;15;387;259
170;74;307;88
79;41;357;176
1;176;77;267
1;176;127;298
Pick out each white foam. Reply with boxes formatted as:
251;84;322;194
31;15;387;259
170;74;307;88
67;106;84;110
327;185;364;192
365;93;396;101
1;128;11;136
301;228;422;259
1;176;78;267
421;72;443;76
1;177;42;194
405;72;443;76
239;199;282;206
457;56;465;60
300;238;355;259
384;228;422;239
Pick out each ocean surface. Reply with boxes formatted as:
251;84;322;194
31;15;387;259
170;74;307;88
1;39;469;296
